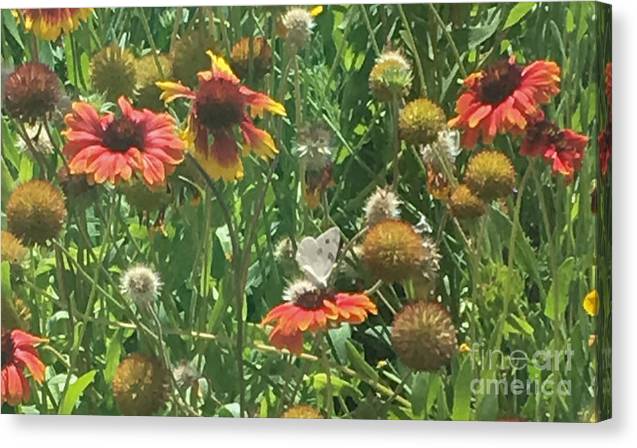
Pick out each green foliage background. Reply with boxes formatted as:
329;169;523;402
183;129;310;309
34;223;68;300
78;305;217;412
1;2;611;421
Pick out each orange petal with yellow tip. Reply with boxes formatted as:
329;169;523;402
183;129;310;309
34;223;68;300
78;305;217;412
156;81;195;103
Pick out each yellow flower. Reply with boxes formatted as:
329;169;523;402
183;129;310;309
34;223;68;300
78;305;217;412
582;289;599;316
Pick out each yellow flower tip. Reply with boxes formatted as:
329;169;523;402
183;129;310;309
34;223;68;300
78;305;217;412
207;50;236;79
310;6;324;17
583;289;600;317
459;342;471;353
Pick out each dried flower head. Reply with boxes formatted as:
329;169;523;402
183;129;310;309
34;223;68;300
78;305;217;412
230;36;273;80
173;360;200;389
363;187;401;226
421;128;462;171
449;184;486;219
4;62;61;124
171;32;219;88
7;180;67;246
91;44;137;102
392;301;457;371
15;124;54;155
1;295;31;330
399;98;446;146
274;237;300;276
464;150;515;201
416;236;442;294
120;265;162;307
57;166;96;210
295;122;334;171
112;353;168;416
120;181;172;213
135;54;172;111
281;7;317;49
369;50;412;101
282;405;323;419
361;219;426;282
1;231;27;265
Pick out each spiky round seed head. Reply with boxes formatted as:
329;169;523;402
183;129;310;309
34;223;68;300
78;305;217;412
134;54;172;111
369;51;412;101
112;353;168;416
361;219;427;283
391;301;457;371
120;265;162;307
91;44;136;102
283;279;320;304
363;187;401;227
399;98;446;146
1;231;27;265
464;150;515;201
4;62;61;124
281;8;315;49
281;405;323;419
120;181;172;213
230;36;273;80
7;180;67;246
449;184;486;220
171;32;219;88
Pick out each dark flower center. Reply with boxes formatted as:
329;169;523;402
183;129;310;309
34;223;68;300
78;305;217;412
527;120;572;152
477;60;523;105
1;332;14;368
103;116;145;152
295;289;332;310
195;79;245;131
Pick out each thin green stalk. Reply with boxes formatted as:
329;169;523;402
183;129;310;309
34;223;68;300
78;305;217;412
137;8;166;78
319;336;334;417
360;5;381;56
57;200;117;413
428;4;467;78
397;4;427;96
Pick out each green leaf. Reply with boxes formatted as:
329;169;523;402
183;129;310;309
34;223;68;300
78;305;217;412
312;373;363;399
451;358;474;421
345;340;379;382
468;10;501;48
503;3;536;30
60;370;97;415
410;372;429;417
544;257;576;320
103;330;122;383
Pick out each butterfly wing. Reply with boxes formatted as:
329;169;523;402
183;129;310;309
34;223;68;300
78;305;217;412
295;227;341;287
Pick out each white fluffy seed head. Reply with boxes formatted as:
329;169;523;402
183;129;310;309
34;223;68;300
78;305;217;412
421;128;462;169
283;279;319;303
282;8;315;48
120;264;162;307
363;187;402;226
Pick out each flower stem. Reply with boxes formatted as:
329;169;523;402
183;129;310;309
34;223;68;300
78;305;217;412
397;4;427;96
137;8;166;79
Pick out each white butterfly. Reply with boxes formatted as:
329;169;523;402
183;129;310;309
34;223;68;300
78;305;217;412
295;227;341;288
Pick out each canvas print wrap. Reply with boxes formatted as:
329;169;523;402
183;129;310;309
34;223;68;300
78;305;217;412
0;2;611;421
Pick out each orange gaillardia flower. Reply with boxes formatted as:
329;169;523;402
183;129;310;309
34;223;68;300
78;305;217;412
521;119;588;181
449;56;560;148
157;51;286;181
262;280;377;354
16;9;92;41
62;96;184;185
1;329;46;406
